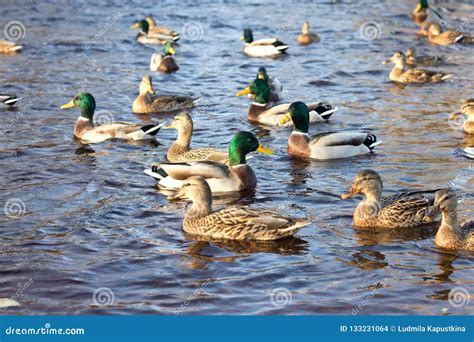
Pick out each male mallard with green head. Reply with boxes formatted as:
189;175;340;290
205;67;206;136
278;102;380;160
131;19;179;45
236;78;336;126
132;75;196;114
145;15;180;41
173;176;309;241
144;131;272;193
411;0;443;36
341;170;443;229
244;67;282;103
240;29;288;58
150;42;179;73
61;93;163;143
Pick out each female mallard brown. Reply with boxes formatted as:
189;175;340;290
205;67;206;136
236;78;337;126
405;47;445;67
150;42;179;73
341;169;443;229
297;21;320;45
0;40;22;54
173;176;309;241
428;189;474;251
383;51;453;83
144;131;273;194
165;112;228;163
60;93;163;143
427;24;473;46
132;75;196;114
451;99;474;134
278;102;380;160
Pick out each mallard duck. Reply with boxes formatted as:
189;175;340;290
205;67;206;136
0;40;22;54
427;189;474;251
236;78;337;126
383;51;453;83
406;47;445;67
240;29;288;58
165;112;228;163
411;0;443;36
427;24;473;45
245;67;282;103
171;176;309;241
450;99;474;134
0;94;21;107
61;93;163;143
144;131;273;193
297;21;320;45
341;169;442;229
132;75;196;114
131;19;179;45
150;42;179;73
145;15;180;41
278;102;380;160
464;147;474;159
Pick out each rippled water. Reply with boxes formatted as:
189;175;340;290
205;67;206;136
1;0;473;315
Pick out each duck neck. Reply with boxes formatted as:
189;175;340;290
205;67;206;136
228;146;247;166
175;124;192;147
435;211;462;248
390;62;405;80
188;192;212;218
356;190;382;218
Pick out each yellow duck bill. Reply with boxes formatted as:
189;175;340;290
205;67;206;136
60;99;76;109
256;144;273;155
235;87;251;97
278;112;292;126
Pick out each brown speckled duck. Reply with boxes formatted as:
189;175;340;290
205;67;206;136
406;47;445;67
383;51;453;83
451;99;474;134
341;170;443;229
428;189;474;251
132;75;196;114
173;176;309;241
297;21;320;45
427;24;473;46
165;112;228;163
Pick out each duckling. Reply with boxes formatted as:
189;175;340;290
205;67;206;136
406;47;445;67
0;94;21;107
131;19;179;45
172;176;309;241
236;78;337;126
145;15;180;41
427;24;473;45
60;93;163;143
297;21;320;45
241;29;288;58
341;169;443;229
0;40;22;54
132;75;196;114
450;99;474;134
411;0;444;36
150;42;179;73
429;189;474;251
383;51;453;83
278;102;381;160
165;112;228;163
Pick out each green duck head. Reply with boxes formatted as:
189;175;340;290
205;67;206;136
241;29;254;43
278;101;309;133
60;92;96;120
416;0;429;11
162;42;176;57
235;78;271;104
257;67;269;81
228;131;273;166
131;19;149;34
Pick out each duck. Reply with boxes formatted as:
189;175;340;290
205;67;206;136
427;24;473;46
450;99;474;134
278;102;380;160
240;29;288;58
60;93;163;143
236;78;337;126
170;176;309;241
145;15;180;41
0;94;21;107
131;19;179;45
411;0;443;36
144;131;273;193
297;21;320;45
245;67;282;103
383;51;453;83
464;147;474;159
0;40;22;54
150;42;179;73
132;75;196;114
341;169;443;229
405;47;445;67
165;112;228;163
427;189;474;251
